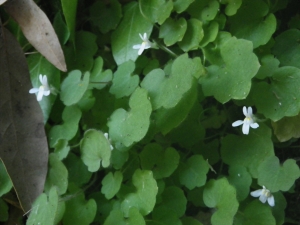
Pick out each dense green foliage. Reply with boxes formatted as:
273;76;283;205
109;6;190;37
1;0;300;224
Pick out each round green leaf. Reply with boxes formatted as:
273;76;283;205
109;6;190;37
159;17;187;46
63;184;97;225
251;66;300;121
229;0;276;48
200;32;260;103
109;61;139;98
140;143;180;179
44;153;68;195
104;208;145;225
220;0;242;16
53;139;70;160
221;124;274;178
60;70;90;106
179;18;204;52
234;201;276;225
179;155;209;190
48;105;82;147
203;178;238;225
139;0;173;24
173;0;194;13
27;187;59;225
187;0;219;22
112;2;153;65
0;198;8;222
273;29;300;68
101;171;123;199
108;88;152;147
257;156;300;192
228;165;252;201
89;56;112;90
80;129;112;172
121;169;158;216
0;160;12;197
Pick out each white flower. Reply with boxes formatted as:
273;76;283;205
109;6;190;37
29;75;50;101
104;133;113;150
232;106;259;135
132;33;152;55
250;185;275;207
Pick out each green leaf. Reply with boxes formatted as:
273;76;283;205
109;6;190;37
179;19;203;52
200;32;260;103
251;66;300;121
257;156;300;192
121;169;158;216
44;153;68;195
0;198;8;222
187;0;219;22
112;2;153;65
64;31;98;72
80;129;112;172
227;165;252;201
272;113;300;142
159;17;187;46
140;143;180;179
273;29;300;69
141;54;198;110
104;208;145;225
229;0;276;48
53;139;70;160
0;160;12;197
154;79;198;135
109;61;139;98
89;0;122;33
108;88;152;147
203;178;238;225
27;53;60;123
139;0;173;24
61;0;78;42
221;124;274;178
255;54;280;79
101;171;123;199
173;0;194;13
63;184;97;225
151;207;182;225
64;153;92;187
199;21;219;47
27;187;59;225
220;0;242;16
179;155;210;190
49;105;82;147
182;217;203;225
234;201;276;225
156;186;187;217
60;70;90;106
53;12;70;45
89;56;112;90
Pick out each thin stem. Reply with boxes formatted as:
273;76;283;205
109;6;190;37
153;40;178;57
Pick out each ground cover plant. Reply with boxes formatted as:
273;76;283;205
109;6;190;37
0;0;300;224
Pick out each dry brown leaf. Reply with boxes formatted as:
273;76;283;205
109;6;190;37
0;23;49;212
272;114;300;142
0;0;7;6
4;0;67;72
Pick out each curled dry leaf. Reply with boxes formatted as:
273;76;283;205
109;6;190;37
0;23;49;212
4;0;67;72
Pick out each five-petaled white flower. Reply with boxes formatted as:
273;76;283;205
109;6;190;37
133;33;152;55
232;106;259;135
250;185;275;207
29;75;50;101
104;133;113;150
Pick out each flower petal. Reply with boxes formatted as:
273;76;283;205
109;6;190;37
250;123;259;129
139;33;143;40
232;120;244;127
250;189;262;197
39;74;43;83
267;195;275;207
243;106;248;116
247;106;253;116
43;90;51;96
29;88;39;93
242;123;250;134
143;33;147;40
37;86;44;101
133;44;141;49
138;42;146;55
259;193;268;203
41;75;48;86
